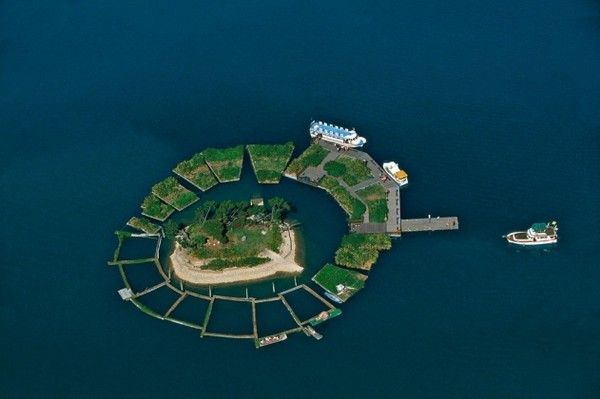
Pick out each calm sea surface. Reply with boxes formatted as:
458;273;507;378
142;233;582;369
1;1;599;398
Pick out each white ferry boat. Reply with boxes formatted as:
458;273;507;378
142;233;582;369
382;161;408;187
309;120;367;148
506;221;558;246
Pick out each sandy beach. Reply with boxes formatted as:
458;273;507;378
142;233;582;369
169;227;302;285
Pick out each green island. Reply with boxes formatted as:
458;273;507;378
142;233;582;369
111;128;458;348
127;216;161;234
334;233;392;270
246;142;294;183
152;176;199;211
312;263;367;302
202;145;244;183
285;144;329;176
357;183;389;223
173;152;219;191
168;197;302;284
141;194;175;221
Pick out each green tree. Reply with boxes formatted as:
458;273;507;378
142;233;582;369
268;197;291;222
194;200;216;225
203;219;227;243
163;220;179;239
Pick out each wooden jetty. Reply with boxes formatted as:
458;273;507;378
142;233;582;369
401;216;459;233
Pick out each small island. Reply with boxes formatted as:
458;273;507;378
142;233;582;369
167;197;302;285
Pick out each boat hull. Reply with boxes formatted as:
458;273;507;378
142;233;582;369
506;232;557;246
310;133;366;148
383;166;408;187
323;291;344;304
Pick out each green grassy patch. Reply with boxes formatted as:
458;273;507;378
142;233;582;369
141;194;175;221
151;177;199;211
126;217;161;234
357;184;389;223
247;142;295;183
312;264;367;302
173;153;218;191
334;233;392;271
323;156;373;186
319;176;366;221
203;257;271;271
202;145;244;182
286;144;329;175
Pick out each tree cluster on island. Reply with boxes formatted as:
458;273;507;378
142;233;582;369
163;197;292;269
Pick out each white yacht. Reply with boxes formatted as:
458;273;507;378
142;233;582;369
382;161;408;187
506;221;558;246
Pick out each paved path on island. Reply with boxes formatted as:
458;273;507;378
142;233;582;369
298;140;402;233
294;140;458;235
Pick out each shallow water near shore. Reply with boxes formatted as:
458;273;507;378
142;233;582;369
1;1;600;398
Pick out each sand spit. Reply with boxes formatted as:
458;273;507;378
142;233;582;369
170;228;302;285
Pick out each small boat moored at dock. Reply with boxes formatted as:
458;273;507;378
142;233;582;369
323;291;343;304
382;161;408;187
309;120;367;148
506;221;558;246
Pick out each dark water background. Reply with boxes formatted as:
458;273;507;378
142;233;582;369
1;1;599;398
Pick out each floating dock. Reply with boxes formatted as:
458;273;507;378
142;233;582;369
401;216;459;232
289;140;458;236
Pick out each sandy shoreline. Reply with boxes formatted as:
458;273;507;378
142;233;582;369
169;227;302;285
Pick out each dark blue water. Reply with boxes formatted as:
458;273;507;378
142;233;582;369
1;1;599;398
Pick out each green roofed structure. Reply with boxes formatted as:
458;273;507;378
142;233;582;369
312;264;367;302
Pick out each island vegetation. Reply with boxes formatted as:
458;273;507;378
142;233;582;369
357;183;389;223
141;194;175;221
173;153;219;191
127;216;161;234
202;145;244;182
246;142;295;183
286;144;330;176
152;176;199;211
169;197;301;284
323;156;373;186
334;233;392;270
319;175;366;221
312;263;367;302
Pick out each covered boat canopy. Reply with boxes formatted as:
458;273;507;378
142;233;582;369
310;121;356;139
531;223;548;233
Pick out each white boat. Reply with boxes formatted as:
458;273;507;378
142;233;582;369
323;291;343;304
382;161;408;186
506;221;558;246
309;120;367;148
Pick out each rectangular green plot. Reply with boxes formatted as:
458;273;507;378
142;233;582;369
357;184;389;223
312;264;367;302
173;153;218;191
334;233;392;271
202;145;244;183
323;155;373;186
247;142;294;184
141;194;175;221
126;216;161;234
286;144;330;176
319;176;366;221
152;176;199;211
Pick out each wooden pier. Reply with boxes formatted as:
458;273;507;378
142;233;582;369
401;216;459;233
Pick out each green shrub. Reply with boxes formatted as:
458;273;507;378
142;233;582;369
286;144;329;175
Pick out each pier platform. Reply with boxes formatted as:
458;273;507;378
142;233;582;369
401;216;459;233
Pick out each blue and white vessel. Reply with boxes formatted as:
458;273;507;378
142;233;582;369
309;120;367;148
